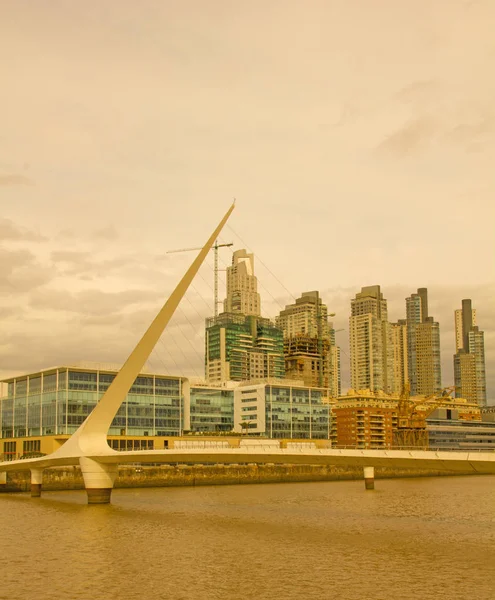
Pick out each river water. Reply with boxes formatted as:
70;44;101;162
1;476;494;600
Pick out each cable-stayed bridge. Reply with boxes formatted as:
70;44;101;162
1;203;494;504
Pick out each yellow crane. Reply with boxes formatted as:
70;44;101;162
394;385;456;448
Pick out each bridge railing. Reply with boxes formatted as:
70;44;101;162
331;445;493;452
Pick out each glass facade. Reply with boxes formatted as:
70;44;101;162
427;418;495;450
0;368;184;438
189;387;234;433
206;313;285;381
265;385;330;439
236;384;331;439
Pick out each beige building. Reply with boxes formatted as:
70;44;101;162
276;291;331;338
406;288;442;396
349;285;393;393
276;291;340;396
224;249;261;316
454;299;486;406
390;320;408;395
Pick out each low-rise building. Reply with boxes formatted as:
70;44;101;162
233;379;331;439
189;383;235;433
1;365;332;459
330;390;398;449
330;389;484;449
426;418;495;450
0;364;187;440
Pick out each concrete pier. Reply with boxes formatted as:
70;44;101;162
30;468;43;497
0;471;6;491
80;457;118;504
364;466;375;490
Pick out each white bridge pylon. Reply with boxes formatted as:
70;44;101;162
1;202;495;503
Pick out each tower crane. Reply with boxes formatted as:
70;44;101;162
167;241;233;317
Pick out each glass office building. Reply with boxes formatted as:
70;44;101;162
234;383;331;439
189;386;234;433
0;366;185;439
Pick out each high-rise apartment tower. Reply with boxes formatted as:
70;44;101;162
454;299;486;406
405;288;441;396
349;285;394;393
390;319;409;395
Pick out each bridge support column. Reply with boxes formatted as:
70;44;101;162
363;466;374;490
80;458;118;505
0;471;6;491
30;468;44;497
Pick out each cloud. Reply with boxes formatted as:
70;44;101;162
0;174;34;186
376;117;438;156
91;226;119;241
29;287;164;316
0;218;46;242
0;247;54;294
49;248;173;283
50;249;136;279
0;297;207;380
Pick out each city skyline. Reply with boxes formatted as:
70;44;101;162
1;1;493;400
0;227;492;401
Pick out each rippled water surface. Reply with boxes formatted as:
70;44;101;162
1;476;494;600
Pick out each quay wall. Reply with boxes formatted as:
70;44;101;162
0;463;475;493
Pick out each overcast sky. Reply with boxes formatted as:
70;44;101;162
1;0;493;400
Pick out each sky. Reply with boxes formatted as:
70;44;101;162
1;0;494;400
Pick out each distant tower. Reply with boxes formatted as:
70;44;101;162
349;285;393;393
224;249;261;316
276;291;341;395
454;299;486;406
405;288;441;396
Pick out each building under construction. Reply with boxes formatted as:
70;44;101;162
283;335;339;391
276;291;340;396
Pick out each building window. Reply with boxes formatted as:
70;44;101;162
23;440;41;454
3;441;17;460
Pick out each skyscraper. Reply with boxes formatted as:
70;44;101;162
405;288;441;396
390;319;409;395
224;249;261;316
205;249;285;383
455;305;476;352
276;291;341;395
349;285;393;393
454;299;486;406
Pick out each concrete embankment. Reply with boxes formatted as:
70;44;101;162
0;463;475;493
